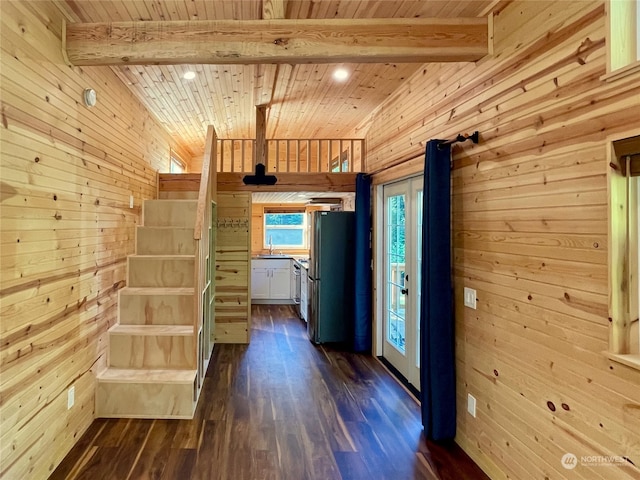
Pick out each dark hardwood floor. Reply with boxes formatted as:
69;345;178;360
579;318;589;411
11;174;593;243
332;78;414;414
51;305;488;480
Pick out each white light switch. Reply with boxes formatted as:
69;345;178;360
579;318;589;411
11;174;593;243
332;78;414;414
464;287;477;309
67;386;75;409
129;195;134;208
467;394;477;418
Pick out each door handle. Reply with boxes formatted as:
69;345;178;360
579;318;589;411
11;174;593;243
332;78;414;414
401;288;409;295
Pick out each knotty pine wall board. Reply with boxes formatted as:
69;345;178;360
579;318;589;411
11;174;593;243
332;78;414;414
214;192;251;343
0;2;190;478
362;1;640;479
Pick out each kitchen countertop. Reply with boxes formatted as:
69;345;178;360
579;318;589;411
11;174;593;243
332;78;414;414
251;255;309;270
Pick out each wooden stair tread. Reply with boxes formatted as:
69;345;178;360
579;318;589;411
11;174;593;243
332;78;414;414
129;254;194;259
137;226;195;230
109;324;194;335
145;199;197;205
98;368;197;383
120;287;195;296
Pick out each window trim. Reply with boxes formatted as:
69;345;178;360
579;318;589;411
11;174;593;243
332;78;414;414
604;0;640;81
607;130;640;370
263;208;307;249
170;149;187;173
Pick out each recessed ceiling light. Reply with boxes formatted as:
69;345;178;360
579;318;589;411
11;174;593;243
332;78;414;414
183;71;196;80
333;68;349;81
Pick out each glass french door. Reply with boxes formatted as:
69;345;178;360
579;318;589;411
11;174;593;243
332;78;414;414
383;177;423;390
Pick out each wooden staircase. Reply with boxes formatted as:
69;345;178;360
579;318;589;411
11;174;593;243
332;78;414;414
96;199;200;418
96;127;217;419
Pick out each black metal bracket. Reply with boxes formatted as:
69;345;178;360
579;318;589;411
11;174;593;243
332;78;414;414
438;131;479;150
242;163;278;185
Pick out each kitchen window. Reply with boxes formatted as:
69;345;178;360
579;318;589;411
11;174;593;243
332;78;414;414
608;132;640;370
264;208;306;248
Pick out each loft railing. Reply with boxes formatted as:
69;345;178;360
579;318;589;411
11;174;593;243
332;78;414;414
193;125;217;390
216;138;364;173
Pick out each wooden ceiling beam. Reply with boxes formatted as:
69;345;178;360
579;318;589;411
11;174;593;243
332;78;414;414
64;18;490;66
217;172;358;192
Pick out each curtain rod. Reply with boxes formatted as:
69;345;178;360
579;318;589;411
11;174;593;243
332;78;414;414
367;131;480;176
437;131;479;149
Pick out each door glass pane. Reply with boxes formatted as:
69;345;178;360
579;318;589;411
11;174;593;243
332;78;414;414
387;194;406;351
416;189;423;367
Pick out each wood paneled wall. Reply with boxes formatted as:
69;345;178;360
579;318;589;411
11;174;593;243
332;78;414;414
0;2;191;478
363;1;640;479
215;192;251;343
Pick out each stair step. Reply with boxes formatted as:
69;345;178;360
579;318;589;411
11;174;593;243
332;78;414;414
119;287;194;326
98;368;196;383
96;368;196;419
143;199;197;227
109;324;194;336
159;191;199;200
127;255;194;288
120;287;195;296
108;324;196;369
136;226;196;255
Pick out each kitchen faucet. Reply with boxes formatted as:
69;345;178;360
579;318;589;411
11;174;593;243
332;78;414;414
268;235;274;254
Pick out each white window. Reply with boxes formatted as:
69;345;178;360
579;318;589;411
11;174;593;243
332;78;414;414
170;151;186;173
263;210;306;249
607;0;640;78
608;133;640;370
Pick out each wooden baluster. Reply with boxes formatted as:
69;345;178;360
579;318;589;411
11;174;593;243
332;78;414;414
241;139;246;172
285;140;290;173
232;140;236;172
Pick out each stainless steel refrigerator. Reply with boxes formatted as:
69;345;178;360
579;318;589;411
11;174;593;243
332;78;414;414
307;211;355;344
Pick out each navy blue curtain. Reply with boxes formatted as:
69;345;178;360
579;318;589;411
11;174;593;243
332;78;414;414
420;140;456;441
353;173;372;352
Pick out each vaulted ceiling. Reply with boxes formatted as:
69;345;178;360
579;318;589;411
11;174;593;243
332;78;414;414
59;1;495;158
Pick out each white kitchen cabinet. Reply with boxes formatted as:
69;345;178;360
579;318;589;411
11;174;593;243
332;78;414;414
251;259;291;301
251;266;270;299
300;268;308;322
290;260;297;300
270;267;291;299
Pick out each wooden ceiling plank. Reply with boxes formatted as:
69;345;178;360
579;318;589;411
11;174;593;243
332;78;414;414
139;66;198;143
116;2;144;23
163;65;208;134
52;0;83;22
263;0;286;20
65;18;489;66
294;64;334;137
206;66;235;139
130;1;155;21
191;66;227;137
160;1;188;21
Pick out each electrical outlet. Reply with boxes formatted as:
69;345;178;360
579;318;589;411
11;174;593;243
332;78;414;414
129;195;134;208
467;393;477;418
463;287;477;309
67;386;75;409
